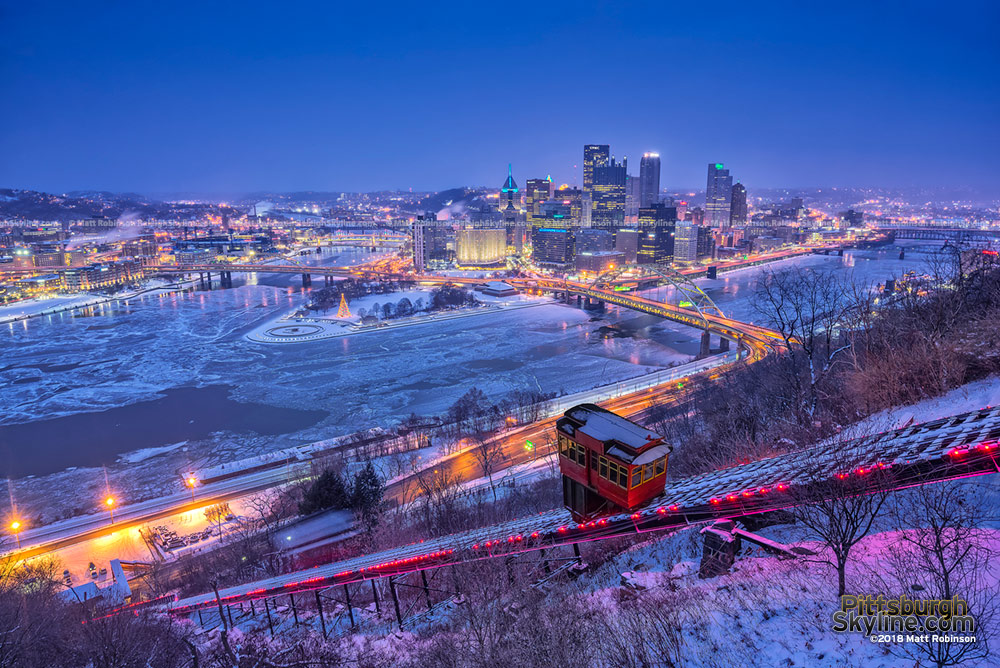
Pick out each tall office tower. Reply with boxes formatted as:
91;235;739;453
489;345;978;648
591;156;628;230
639;153;661;208
673;221;698;264
636;204;678;264
583;144;610;193
625;174;641;221
525;177;553;225
412;223;425;272
730;182;748;226
553;185;583;222
705;163;733;227
500;164;519;224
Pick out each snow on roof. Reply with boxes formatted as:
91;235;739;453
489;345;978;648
632;444;672;466
483;280;514;289
568;406;660;450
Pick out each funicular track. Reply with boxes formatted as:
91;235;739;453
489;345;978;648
103;406;1000;624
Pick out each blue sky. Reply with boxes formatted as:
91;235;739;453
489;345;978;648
1;1;997;194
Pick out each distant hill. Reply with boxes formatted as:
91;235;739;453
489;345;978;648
0;188;239;222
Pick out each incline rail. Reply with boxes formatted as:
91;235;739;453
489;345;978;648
162;406;1000;617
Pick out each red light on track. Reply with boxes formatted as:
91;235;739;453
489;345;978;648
758;487;770;494
710;498;721;505
742;490;754;497
656;507;666;514
530;532;539;538
630;513;640;520
726;494;738;501
669;504;680;511
776;483;789;491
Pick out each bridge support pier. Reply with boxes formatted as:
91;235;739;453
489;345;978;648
388;576;403;629
899;249;905;260
698;330;712;358
699;520;742;578
719;336;730;352
314;590;327;638
301;273;312;287
219;271;233;288
838;248;844;256
325;275;334;286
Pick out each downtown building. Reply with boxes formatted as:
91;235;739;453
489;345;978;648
456;228;506;267
525;177;553;227
705;163;733;227
531;227;575;269
636;204;678;264
730;182;748;226
591;156;628;231
639;153;661;208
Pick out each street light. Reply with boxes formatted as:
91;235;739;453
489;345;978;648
9;520;21;549
185;476;198;501
105;496;116;524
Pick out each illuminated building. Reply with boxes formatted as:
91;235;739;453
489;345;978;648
531;227;574;268
583;144;610;194
62;260;145;291
500;164;519;224
456;228;506;266
705;163;733;227
639;153;661;208
413;221;454;270
636;204;678;264
553;186;583;222
592;156;628;231
575;250;622;274
525;177;553;226
673;221;698;264
730;182;748;226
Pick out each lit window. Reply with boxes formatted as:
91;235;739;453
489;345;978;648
655;457;667;476
631;468;642;488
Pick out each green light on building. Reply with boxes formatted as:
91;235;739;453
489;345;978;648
715;163;724;169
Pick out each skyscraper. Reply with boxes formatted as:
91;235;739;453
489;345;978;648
625;173;641;221
639;153;661;208
705;163;733;227
525;177;553;226
591;156;628;230
583;144;610;194
673;220;698;264
730;182;748;226
500;164;519;224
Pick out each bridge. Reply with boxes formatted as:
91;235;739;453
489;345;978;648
103;405;998;627
879;227;1000;244
149;263;783;358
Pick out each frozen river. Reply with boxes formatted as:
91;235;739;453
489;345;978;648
0;244;934;520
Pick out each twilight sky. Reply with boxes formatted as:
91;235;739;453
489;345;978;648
1;1;997;195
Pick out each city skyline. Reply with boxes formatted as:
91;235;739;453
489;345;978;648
1;2;997;195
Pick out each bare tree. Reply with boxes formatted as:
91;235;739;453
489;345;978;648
789;453;895;597
752;267;867;420
871;481;1000;668
470;432;505;503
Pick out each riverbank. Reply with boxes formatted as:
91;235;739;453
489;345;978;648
0;277;199;325
246;298;552;344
